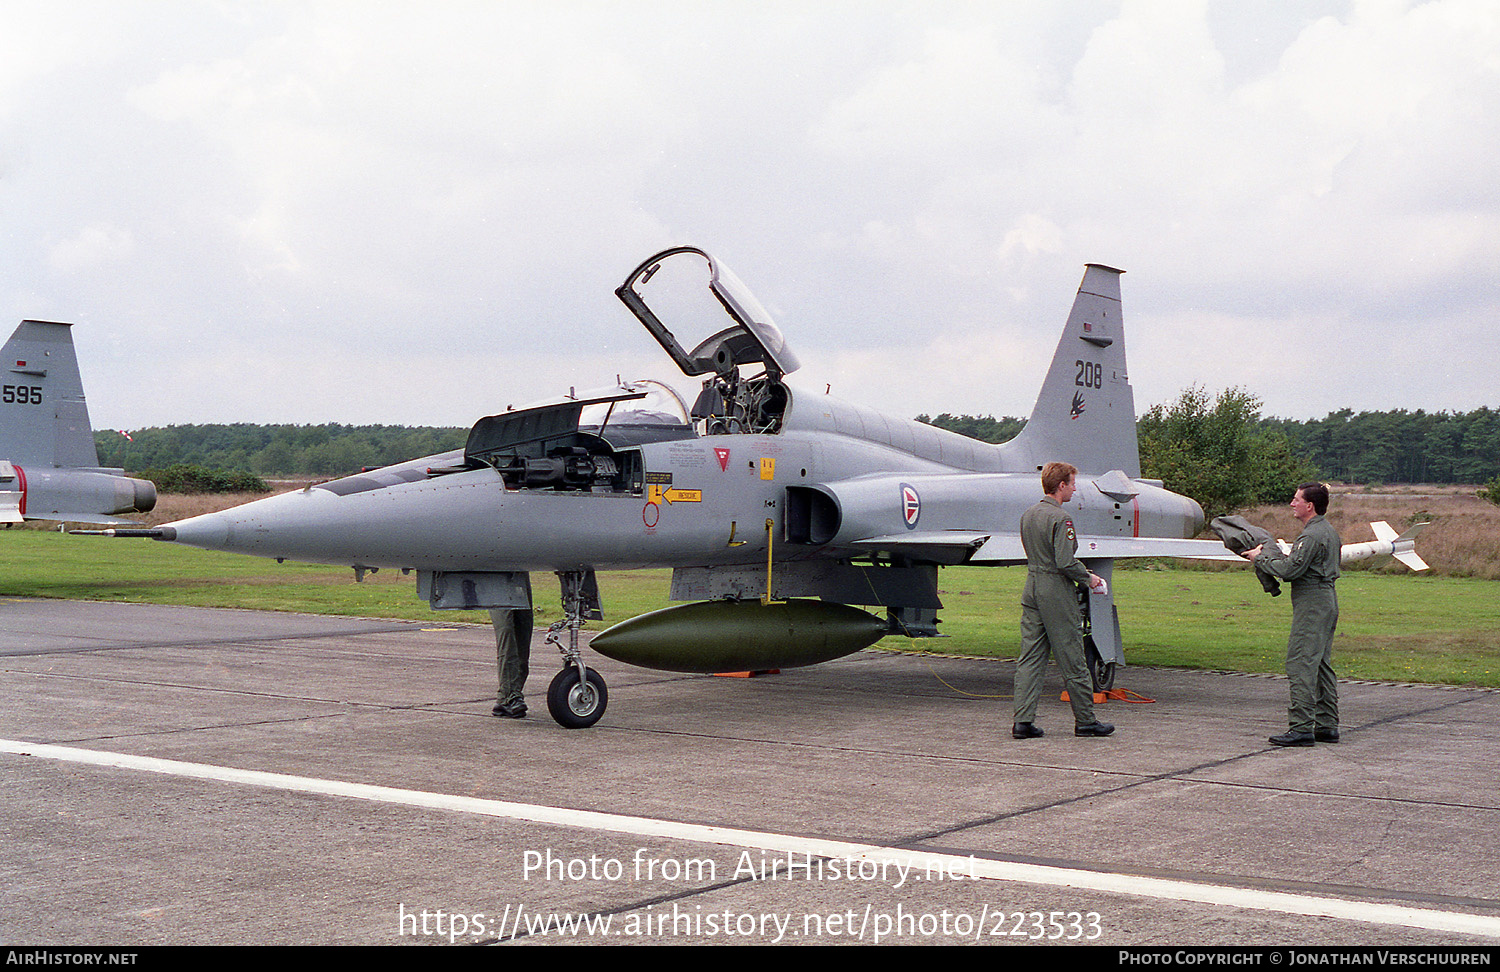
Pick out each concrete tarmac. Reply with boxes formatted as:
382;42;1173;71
2;597;1498;947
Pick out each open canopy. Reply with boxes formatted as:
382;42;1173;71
615;246;800;379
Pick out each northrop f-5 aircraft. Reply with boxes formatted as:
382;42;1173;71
2;321;156;525
87;249;1424;727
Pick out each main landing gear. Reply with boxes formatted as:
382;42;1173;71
1085;637;1116;693
1077;574;1117;694
545;570;608;729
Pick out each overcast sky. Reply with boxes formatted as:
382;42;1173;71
4;0;1496;431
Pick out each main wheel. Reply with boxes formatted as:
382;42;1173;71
547;666;608;729
1085;637;1116;692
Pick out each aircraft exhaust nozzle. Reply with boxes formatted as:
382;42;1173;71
588;599;889;673
130;478;157;514
1184;494;1206;538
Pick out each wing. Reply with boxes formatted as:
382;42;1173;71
969;534;1241;565
845;531;992;566
844;531;1242;566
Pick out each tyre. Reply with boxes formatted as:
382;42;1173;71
547;666;608;729
1085;637;1116;692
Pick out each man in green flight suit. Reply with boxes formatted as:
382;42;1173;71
490;573;534;719
1012;461;1115;740
1243;482;1341;747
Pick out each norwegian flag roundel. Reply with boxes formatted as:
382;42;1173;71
900;483;920;529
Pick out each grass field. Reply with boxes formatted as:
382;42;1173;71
4;526;1497;688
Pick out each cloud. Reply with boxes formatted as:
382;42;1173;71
48;224;137;273
3;1;1497;430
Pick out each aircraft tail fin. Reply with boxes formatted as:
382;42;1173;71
998;265;1140;477
0;321;101;469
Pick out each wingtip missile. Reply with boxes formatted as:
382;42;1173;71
1341;520;1430;571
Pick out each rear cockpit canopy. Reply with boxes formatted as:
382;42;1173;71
461;383;694;492
577;380;692;445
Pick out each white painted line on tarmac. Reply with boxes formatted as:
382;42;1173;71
5;737;1498;940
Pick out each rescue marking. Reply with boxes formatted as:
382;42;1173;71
648;483;701;505
4;738;1497;939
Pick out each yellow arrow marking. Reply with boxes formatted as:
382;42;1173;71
662;487;701;504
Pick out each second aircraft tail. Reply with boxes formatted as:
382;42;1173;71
0;320;102;469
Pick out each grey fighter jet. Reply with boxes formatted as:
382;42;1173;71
84;249;1382;727
1;321;156;525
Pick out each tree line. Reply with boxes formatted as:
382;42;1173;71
95;424;467;479
1261;408;1500;485
918;401;1500;489
920;396;1500;519
96;399;1498;514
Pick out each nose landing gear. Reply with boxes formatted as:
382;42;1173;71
545;569;608;728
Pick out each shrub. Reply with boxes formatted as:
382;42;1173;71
140;464;270;495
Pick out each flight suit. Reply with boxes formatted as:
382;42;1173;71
1014;496;1097;726
489;573;534;716
1210;514;1282;596
1254;515;1340;733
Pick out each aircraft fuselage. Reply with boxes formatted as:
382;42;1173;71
161;387;1204;575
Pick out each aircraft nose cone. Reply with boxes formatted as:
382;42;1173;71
162;510;232;551
157;486;360;561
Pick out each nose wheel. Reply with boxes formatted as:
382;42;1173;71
544;569;608;728
547;665;608;729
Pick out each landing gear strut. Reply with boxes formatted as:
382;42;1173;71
545;570;608;728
